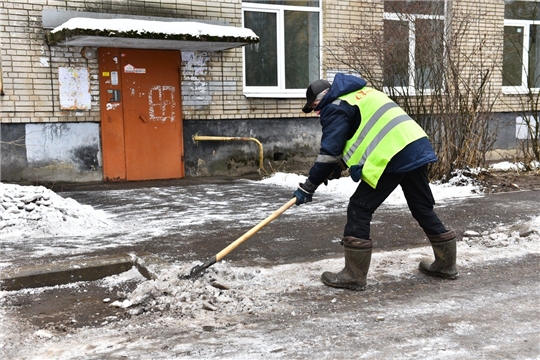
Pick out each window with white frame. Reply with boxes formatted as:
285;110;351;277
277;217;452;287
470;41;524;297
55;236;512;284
383;0;446;94
503;0;540;93
242;1;321;98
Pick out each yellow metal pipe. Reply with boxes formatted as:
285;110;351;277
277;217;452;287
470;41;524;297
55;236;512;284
192;135;265;173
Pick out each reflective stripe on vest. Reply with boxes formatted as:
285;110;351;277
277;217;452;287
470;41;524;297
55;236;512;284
340;88;427;188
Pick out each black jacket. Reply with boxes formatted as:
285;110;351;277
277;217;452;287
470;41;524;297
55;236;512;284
307;73;438;189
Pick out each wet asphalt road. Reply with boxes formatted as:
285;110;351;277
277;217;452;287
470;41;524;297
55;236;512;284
51;177;540;267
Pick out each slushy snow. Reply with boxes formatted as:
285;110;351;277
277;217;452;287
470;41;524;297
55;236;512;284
0;171;482;241
1;168;537;317
112;216;539;319
0;167;539;359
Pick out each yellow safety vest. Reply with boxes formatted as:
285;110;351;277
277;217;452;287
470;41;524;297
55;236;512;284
339;87;428;188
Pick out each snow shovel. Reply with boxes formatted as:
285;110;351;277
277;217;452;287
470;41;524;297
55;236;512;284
186;197;297;279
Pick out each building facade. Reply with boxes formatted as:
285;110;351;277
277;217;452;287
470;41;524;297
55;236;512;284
0;0;538;182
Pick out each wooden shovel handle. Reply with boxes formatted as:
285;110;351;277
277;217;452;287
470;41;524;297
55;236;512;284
215;197;297;262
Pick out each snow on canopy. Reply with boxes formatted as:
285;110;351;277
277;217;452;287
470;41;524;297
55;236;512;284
50;17;259;42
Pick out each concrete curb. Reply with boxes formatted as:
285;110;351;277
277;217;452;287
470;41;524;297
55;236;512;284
0;252;169;291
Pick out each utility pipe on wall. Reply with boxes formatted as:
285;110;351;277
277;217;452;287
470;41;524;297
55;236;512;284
192;135;265;173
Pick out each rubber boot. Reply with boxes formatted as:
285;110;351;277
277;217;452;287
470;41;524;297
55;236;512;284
321;237;372;291
419;230;458;279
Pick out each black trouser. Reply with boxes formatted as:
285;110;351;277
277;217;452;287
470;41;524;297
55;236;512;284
344;165;448;239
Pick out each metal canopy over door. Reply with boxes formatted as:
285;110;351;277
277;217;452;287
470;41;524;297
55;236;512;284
99;48;184;181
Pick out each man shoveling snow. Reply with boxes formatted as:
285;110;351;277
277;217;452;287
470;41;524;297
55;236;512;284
294;73;457;291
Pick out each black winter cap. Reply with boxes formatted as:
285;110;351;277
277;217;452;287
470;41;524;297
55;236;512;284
302;79;331;113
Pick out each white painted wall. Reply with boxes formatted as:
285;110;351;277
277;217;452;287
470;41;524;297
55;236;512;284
25;123;101;167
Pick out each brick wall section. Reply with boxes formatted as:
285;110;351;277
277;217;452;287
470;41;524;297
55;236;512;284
447;0;531;114
322;0;383;83
322;0;531;115
449;0;505;112
0;0;312;123
0;0;533;124
1;1;103;123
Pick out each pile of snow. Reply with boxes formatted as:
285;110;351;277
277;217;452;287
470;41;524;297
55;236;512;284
108;262;261;319
0;183;111;239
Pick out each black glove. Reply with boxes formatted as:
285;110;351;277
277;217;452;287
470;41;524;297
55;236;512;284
292;180;317;206
323;164;343;185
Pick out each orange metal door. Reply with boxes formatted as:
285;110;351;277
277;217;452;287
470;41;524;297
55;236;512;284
121;49;184;181
99;48;127;181
99;48;184;181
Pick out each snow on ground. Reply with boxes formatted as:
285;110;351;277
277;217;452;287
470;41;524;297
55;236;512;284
0;165;538;309
258;170;483;205
108;217;540;321
489;160;539;171
0;165;539;359
0;161;511;242
2;214;538;332
0;169;483;241
0;164;532;264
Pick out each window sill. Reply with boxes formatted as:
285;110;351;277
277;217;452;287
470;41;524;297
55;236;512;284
243;89;305;99
502;87;540;95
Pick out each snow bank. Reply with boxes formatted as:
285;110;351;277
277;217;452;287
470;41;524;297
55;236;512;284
0;183;111;239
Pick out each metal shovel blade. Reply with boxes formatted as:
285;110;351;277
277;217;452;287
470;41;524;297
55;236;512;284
186;257;216;279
